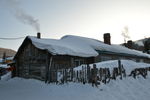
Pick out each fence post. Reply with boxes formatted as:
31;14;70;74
106;68;110;83
82;66;84;84
91;64;98;87
71;68;73;81
118;60;122;80
122;65;126;77
84;66;87;83
62;69;64;84
87;64;91;83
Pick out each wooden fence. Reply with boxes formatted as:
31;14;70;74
45;60;150;87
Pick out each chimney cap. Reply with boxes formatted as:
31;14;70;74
37;32;41;39
104;33;111;38
127;40;133;49
103;33;111;45
104;33;110;35
127;40;132;43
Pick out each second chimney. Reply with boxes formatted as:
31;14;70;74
103;33;111;45
127;40;133;49
37;32;41;39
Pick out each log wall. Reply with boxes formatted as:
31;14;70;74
95;53;150;63
16;42;47;80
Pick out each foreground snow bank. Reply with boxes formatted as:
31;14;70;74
0;64;12;81
0;72;12;81
0;76;150;100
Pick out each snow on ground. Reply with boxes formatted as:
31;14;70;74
0;60;150;100
0;64;9;68
0;72;12;81
0;58;2;63
0;75;150;100
74;60;150;75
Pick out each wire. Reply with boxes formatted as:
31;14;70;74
0;36;25;40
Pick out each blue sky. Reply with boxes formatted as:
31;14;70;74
0;0;150;51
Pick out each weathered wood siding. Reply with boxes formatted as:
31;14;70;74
15;41;92;80
45;55;93;82
95;53;150;63
16;42;47;80
51;56;92;69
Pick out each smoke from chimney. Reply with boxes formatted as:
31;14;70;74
122;26;130;43
4;0;40;32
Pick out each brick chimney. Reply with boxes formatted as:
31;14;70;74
103;33;111;45
37;32;41;39
127;40;132;49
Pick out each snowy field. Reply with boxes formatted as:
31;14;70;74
0;60;150;100
0;75;150;100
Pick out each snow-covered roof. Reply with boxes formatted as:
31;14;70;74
134;38;150;46
134;40;144;46
6;57;14;60
0;64;9;68
28;35;150;58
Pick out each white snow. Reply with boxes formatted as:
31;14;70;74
28;35;150;58
29;36;98;57
0;72;12;81
0;75;150;100
74;60;150;75
0;60;150;100
6;56;14;60
135;40;144;46
0;64;11;81
0;58;2;63
0;64;9;68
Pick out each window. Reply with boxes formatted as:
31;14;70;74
74;59;84;67
101;56;112;61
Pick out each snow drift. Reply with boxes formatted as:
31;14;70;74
0;76;150;100
74;60;150;75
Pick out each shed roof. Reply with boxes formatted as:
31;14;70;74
26;35;150;58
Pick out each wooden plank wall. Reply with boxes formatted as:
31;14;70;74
16;42;47;80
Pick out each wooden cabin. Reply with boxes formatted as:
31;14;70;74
14;33;150;80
